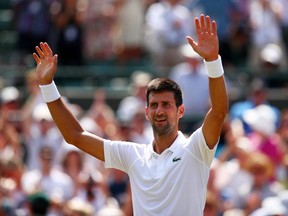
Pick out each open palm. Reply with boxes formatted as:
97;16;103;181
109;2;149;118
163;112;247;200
186;14;219;62
33;42;58;85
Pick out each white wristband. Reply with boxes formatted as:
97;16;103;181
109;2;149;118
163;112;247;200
39;81;61;103
204;55;224;78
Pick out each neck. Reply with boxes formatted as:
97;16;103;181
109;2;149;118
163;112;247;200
153;132;178;154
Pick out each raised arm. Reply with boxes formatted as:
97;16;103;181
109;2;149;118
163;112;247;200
186;15;229;149
33;42;105;161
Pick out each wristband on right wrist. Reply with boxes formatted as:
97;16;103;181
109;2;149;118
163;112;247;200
204;55;224;78
39;81;61;103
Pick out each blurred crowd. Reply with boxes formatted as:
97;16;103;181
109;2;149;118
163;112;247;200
6;0;288;72
1;0;288;215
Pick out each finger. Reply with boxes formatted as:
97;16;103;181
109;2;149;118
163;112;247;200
53;54;58;64
212;21;217;35
35;45;44;59
194;17;201;36
186;36;197;51
33;53;40;64
43;42;53;57
205;16;212;34
200;14;206;32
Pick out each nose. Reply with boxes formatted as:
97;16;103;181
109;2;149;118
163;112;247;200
156;105;164;115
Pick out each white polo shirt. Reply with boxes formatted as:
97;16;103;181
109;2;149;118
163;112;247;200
104;127;217;216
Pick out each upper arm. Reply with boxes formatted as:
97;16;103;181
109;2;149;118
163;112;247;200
202;76;229;149
73;131;105;161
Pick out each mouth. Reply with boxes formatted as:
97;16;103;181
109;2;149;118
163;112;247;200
154;118;166;123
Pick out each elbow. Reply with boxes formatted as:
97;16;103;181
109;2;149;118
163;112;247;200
213;100;229;120
62;131;83;146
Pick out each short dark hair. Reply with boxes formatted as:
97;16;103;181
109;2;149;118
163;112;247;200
146;78;183;107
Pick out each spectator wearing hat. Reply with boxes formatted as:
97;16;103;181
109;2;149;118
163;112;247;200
0;86;22;132
169;44;210;133
27;192;51;216
63;196;94;216
24;103;63;170
144;0;193;73
238;152;284;215
242;104;284;167
229;78;280;135
117;71;152;125
21;146;74;202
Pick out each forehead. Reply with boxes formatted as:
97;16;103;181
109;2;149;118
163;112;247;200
148;91;175;103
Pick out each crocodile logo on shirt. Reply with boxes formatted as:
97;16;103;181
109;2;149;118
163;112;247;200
172;157;181;162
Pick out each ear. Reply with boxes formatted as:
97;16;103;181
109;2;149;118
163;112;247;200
145;107;149;120
178;104;185;119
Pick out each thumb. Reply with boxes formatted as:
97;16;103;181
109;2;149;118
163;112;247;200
53;54;58;64
186;36;198;54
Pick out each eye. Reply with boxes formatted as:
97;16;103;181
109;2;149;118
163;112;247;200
163;102;170;107
149;102;157;108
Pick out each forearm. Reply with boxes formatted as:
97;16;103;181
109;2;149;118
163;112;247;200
39;82;105;161
202;56;229;149
209;76;229;117
205;56;229;116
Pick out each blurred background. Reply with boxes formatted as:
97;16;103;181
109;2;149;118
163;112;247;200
1;0;288;215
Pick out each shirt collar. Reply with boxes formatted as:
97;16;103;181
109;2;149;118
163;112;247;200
146;131;187;159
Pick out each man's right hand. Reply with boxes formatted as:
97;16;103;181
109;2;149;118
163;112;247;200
33;42;58;85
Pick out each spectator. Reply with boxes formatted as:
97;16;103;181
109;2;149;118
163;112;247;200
242;104;284;167
169;44;210;133
229;78;280;135
21;146;74;202
81;0;120;63
248;0;287;69
75;169;108;213
240;152;285;215
63;196;94;216
144;0;193;73
24;103;62;170
26;192;51;216
280;0;288;57
50;0;85;65
114;0;148;65
60;145;85;196
127;109;152;144
215;119;254;212
250;196;287;216
187;0;239;67
0;157;26;215
12;0;54;65
116;70;152;124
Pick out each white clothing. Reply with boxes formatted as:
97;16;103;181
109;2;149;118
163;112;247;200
117;0;145;46
170;63;210;115
26;126;63;170
249;0;282;47
104;128;217;216
145;1;193;53
21;168;74;201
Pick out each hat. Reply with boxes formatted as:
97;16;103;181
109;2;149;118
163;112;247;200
260;43;282;65
66;197;94;215
27;192;50;215
245;152;274;178
1;86;19;103
223;209;245;216
131;71;152;88
242;104;277;136
180;44;201;59
32;103;53;121
262;196;286;215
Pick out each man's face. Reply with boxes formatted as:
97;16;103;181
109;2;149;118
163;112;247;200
145;91;184;136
